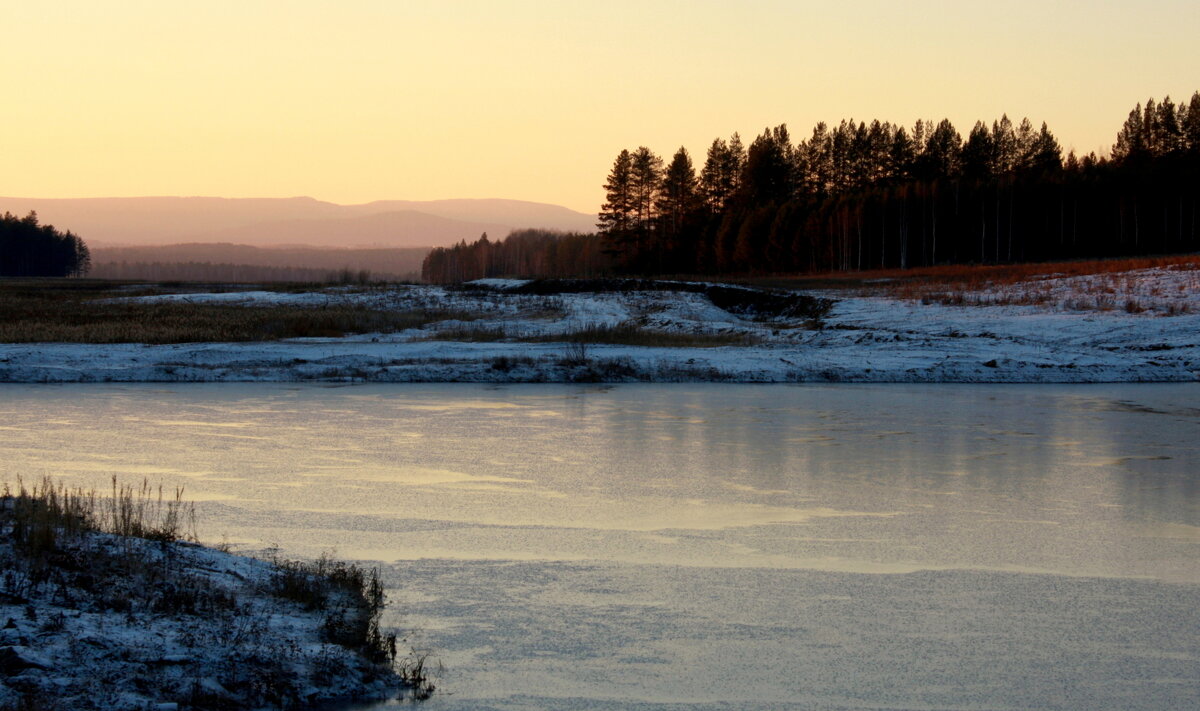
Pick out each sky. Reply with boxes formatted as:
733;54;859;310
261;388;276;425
2;1;1198;214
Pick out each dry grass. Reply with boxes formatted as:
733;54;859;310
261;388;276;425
0;475;425;706
750;254;1200;314
0;279;456;343
424;324;513;342
523;322;761;347
421;321;761;347
3;475;195;559
753;254;1200;291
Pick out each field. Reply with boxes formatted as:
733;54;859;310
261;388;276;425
754;254;1200;313
0;254;1198;383
0;280;463;343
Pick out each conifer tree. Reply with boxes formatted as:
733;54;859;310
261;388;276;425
739;125;795;205
700;135;744;212
1156;96;1184;155
656;147;699;264
992;115;1018;174
1184;92;1200;153
1026;122;1062;175
598;149;634;234
889;126;917;181
629;146;663;238
920;119;962;180
1113;104;1146;162
598;149;636;261
962;121;994;183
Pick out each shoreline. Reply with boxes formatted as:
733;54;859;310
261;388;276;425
2;273;1197;385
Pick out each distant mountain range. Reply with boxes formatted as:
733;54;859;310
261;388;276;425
0;196;598;248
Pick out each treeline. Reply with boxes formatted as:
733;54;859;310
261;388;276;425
422;229;608;283
423;93;1200;282
93;244;429;279
0;211;91;277
600;92;1200;274
89;261;408;283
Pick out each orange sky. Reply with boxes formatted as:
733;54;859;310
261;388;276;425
2;1;1198;213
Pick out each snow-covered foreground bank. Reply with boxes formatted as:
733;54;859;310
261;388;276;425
0;526;404;710
2;270;1198;383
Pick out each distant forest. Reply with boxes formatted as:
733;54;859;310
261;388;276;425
423;93;1200;282
91;244;428;282
0;211;91;277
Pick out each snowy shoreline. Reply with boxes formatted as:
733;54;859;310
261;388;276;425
0;532;404;710
2;272;1197;384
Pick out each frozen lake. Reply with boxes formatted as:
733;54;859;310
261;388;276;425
2;383;1198;709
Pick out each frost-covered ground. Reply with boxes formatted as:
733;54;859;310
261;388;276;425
1;268;1197;383
0;524;402;710
905;264;1200;314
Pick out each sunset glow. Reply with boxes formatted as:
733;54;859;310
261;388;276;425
3;0;1198;212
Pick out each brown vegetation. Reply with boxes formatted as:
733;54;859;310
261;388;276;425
524;323;761;348
421;321;761;348
0;476;427;708
0;280;458;343
750;254;1200;313
754;254;1200;291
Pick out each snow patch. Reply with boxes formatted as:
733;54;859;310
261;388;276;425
4;270;1199;383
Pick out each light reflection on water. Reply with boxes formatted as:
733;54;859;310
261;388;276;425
2;383;1199;709
2;383;1196;579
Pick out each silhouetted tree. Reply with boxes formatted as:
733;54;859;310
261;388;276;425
656;147;699;270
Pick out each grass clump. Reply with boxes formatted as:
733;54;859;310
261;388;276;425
0;475;430;708
3;476;194;565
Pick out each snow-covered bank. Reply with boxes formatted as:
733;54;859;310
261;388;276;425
0;516;405;710
2;271;1198;383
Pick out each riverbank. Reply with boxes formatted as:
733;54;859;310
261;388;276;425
0;479;414;710
1;266;1197;383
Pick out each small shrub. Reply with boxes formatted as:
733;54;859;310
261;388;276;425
560;341;588;366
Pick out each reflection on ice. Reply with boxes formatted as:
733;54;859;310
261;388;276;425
3;383;1199;710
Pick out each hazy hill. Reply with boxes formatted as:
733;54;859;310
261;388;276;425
0;196;597;247
348;199;597;233
199;211;513;248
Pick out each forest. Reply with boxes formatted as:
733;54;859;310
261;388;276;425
0;211;91;277
423;93;1200;283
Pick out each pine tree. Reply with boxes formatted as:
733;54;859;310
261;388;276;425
962;121;994;183
630;146;663;232
889;126;917;181
1113;104;1146;162
627;146;664;269
598;149;635;258
700;135;744;213
1184;92;1200;153
992;115;1018;174
1026;123;1062;175
740;125;795;205
656;147;699;267
1157;96;1184;155
803;122;834;197
920;119;962;180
